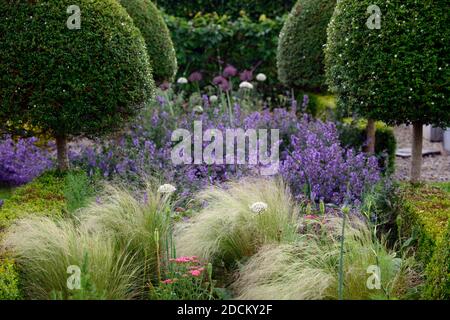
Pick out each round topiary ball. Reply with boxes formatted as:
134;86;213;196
325;0;449;182
119;0;178;83
0;0;155;169
277;0;336;92
325;0;449;127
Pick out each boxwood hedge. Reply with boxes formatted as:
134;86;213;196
398;184;450;299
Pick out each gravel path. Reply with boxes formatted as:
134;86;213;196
394;125;450;182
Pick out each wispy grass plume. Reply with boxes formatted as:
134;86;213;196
175;178;300;266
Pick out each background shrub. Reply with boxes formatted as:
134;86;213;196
120;0;177;83
277;0;336;92
164;12;286;95
0;0;155;170
156;0;295;18
338;119;397;173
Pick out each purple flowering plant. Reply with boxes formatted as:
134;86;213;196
69;83;381;207
0;135;52;186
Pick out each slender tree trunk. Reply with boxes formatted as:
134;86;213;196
56;135;69;171
366;118;376;154
411;122;423;183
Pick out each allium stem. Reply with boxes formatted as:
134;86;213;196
338;208;347;300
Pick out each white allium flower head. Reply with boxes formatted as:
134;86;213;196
177;77;188;84
256;73;267;82
209;95;218;103
249;202;268;214
239;81;254;90
158;184;177;194
193;105;204;113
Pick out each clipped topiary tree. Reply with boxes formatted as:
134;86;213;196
0;0;155;171
326;0;450;181
277;0;337;92
119;0;177;83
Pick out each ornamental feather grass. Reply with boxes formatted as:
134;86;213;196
233;217;418;300
2;181;174;299
3;217;141;299
175;178;300;266
79;182;174;285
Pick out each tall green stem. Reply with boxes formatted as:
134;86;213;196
338;208;347;300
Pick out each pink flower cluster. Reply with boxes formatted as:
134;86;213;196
169;256;199;264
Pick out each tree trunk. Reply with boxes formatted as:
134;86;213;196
56;135;69;171
365;118;376;154
411;122;423;183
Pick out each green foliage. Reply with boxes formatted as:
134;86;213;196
338;119;397;172
432;182;450;194
156;0;295;18
0;170;97;230
0;187;13;201
0;0;154;139
361;180;403;246
398;184;450;299
0;258;21;300
63;171;95;214
0;171;67;231
164;12;286;93
120;0;177;83
277;0;336;92
325;0;450;127
423;222;450;300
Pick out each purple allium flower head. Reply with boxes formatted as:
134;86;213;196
239;69;253;82
213;76;230;91
223;65;237;78
0;199;4;208
188;71;203;82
